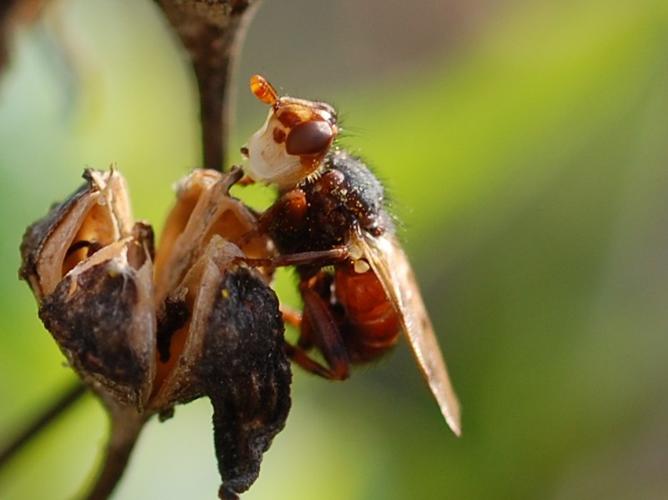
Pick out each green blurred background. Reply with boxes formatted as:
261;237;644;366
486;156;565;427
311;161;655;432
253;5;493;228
2;0;668;498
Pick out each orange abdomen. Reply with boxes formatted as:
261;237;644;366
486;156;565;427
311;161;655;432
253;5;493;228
334;265;400;362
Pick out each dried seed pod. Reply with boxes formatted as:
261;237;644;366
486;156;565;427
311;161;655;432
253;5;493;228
19;167;291;498
19;170;156;409
150;169;289;496
152;236;291;497
200;252;290;498
154;167;274;304
150;236;244;408
20;170;135;299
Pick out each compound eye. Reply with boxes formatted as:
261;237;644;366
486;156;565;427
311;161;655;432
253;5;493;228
285;120;335;156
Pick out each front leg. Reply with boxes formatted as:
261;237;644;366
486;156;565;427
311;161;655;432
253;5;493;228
281;307;302;329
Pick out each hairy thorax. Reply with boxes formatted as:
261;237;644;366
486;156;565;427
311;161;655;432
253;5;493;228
268;150;390;255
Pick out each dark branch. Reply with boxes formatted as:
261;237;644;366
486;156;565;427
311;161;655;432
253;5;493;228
0;0;46;72
155;0;260;171
0;381;86;468
83;407;148;500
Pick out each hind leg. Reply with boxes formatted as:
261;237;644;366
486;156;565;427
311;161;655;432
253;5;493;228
283;276;350;380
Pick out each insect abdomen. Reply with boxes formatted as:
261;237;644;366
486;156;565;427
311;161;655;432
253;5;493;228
334;265;400;362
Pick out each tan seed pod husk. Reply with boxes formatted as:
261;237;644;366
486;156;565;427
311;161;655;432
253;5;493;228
20;169;156;410
150;236;245;408
154;167;274;305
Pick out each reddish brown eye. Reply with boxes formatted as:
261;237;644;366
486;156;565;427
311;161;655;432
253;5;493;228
285;120;334;156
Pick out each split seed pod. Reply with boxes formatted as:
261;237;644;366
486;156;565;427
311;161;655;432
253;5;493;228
154;166;274;304
19;167;291;498
151;168;290;496
154;236;291;498
19;169;156;409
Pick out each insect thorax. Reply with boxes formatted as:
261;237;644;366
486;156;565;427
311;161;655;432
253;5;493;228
268;149;390;255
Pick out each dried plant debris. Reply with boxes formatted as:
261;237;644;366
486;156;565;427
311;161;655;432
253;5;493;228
19;167;291;497
20;169;156;409
151;237;291;497
193;241;290;497
153;166;274;304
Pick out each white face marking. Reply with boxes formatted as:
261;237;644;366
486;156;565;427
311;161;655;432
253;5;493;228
244;97;338;189
245;110;302;189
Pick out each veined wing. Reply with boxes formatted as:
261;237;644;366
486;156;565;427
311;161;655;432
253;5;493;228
351;229;461;436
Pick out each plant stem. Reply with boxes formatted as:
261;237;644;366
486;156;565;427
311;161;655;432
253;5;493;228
155;0;260;171
0;381;86;468
84;407;148;500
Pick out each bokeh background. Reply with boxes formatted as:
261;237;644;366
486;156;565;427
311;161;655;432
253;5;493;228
1;0;668;498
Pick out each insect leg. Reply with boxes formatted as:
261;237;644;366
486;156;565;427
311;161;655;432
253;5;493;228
284;285;350;380
281;306;316;350
234;176;255;187
238;247;349;270
281;307;302;328
284;344;336;379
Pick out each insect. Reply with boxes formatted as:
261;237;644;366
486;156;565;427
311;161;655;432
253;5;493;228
241;75;461;435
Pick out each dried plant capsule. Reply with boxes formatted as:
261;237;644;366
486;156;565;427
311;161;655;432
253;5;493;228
150;237;246;407
19;170;156;409
154;167;274;304
152;166;279;406
152;168;290;495
151;237;291;496
19;167;291;498
201;253;290;498
20;170;134;299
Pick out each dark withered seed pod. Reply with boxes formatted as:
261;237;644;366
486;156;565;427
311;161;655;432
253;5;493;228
151;168;289;496
204;260;290;498
19;166;291;497
153;237;291;497
19;169;156;409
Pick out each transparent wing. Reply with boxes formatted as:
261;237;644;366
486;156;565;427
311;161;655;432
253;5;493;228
351;229;461;436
